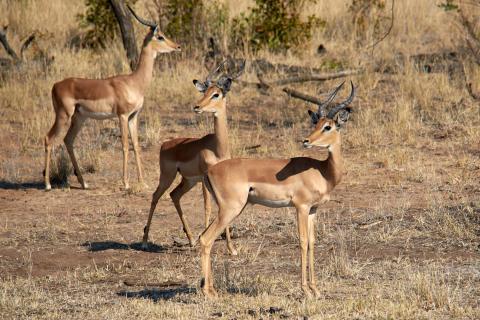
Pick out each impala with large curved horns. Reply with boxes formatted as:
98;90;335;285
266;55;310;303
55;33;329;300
43;6;180;190
198;81;355;298
142;59;245;255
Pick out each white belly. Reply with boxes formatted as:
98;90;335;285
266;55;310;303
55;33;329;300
77;106;116;120
248;194;292;208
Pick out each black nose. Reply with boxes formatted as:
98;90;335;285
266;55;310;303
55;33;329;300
194;106;200;111
303;139;310;144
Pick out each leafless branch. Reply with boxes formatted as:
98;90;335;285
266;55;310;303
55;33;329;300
0;26;20;61
366;0;395;50
20;34;36;60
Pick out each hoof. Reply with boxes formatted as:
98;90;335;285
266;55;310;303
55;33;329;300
309;285;320;298
141;242;149;250
202;287;219;299
228;248;238;256
302;286;313;299
81;183;89;189
45;184;52;191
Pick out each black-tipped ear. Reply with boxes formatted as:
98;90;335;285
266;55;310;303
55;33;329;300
193;79;207;93
308;110;319;125
218;77;232;94
334;108;352;127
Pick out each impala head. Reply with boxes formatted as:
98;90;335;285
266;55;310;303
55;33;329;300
193;59;246;115
303;81;355;150
128;5;180;54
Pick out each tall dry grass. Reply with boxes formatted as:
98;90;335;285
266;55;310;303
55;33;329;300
0;0;479;318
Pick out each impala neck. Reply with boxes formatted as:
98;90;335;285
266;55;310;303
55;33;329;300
132;43;156;93
325;136;344;190
213;99;230;159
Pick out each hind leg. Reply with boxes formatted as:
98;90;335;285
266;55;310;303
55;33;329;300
142;168;177;248
200;202;247;298
64;113;88;189
44;109;71;190
170;177;197;246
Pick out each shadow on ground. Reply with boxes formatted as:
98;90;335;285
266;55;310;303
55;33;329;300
0;180;45;190
82;241;165;253
117;287;197;301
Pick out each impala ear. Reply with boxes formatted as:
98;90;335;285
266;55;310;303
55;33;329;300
217;77;232;94
193;79;207;93
334;108;352;127
308;110;319;125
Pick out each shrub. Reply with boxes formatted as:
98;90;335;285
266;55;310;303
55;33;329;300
232;0;324;52
152;0;229;52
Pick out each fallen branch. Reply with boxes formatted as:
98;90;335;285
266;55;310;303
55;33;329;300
269;69;361;86
282;88;324;105
467;82;480;100
20;34;35;60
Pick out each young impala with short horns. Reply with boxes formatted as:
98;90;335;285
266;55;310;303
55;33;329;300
43;6;180;190
199;81;355;298
142;59;245;255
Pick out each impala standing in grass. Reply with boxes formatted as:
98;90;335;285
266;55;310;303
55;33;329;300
142;59;245;255
43;6;180;190
199;82;355;298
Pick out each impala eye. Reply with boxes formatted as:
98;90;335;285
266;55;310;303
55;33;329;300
157;35;165;41
212;93;220;99
324;125;332;131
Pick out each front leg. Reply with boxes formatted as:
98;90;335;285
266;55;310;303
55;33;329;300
296;204;313;298
128;112;147;189
119;115;130;190
308;212;320;297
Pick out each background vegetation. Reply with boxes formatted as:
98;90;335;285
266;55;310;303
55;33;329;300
0;0;479;319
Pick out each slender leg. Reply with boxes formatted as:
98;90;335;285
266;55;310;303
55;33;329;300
64;114;88;189
142;169;176;248
225;226;237;256
119;115;130;190
128;112;146;188
170;177;197;246
296;205;312;298
199;206;242;298
203;180;237;255
308;213;320;297
44;138;52;191
44;108;71;191
202;182;212;229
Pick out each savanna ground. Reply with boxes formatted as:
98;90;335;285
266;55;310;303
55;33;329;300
0;0;479;319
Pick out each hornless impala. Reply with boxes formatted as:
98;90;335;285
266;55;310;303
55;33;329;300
43;6;180;191
142;59;245;255
199;81;355;298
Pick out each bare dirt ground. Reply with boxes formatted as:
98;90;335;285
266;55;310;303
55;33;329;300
1;89;479;319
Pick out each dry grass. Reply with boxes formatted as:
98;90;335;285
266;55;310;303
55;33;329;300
0;0;479;319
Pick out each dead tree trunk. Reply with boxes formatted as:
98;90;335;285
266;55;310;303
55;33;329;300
109;0;139;71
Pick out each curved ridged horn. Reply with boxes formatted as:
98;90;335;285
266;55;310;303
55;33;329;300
226;59;246;80
127;5;157;29
318;81;345;118
205;59;228;85
327;81;355;119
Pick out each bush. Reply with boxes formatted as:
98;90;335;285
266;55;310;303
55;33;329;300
153;0;228;52
77;0;137;48
232;0;324;52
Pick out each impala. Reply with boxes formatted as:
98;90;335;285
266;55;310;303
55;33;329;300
142;59;245;255
43;6;180;191
199;81;355;298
